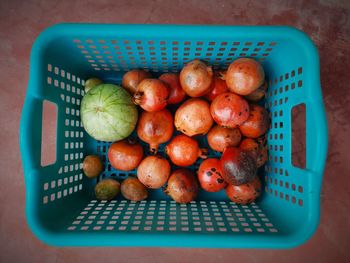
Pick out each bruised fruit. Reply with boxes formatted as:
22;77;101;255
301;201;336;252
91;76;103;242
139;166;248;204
122;69;152;94
137;155;171;189
137;109;174;154
256;135;267;148
175;98;213;136
225;176;261;204
239;138;260;159
210;92;250;128
121;177;148;201
83;155;103;178
165;134;207;167
240;138;268;168
256;146;268;168
204;75;229;101
133;79;169;112
180;59;213;97
244;81;268;102
95;179;120;201
108;138;143;171
225;58;265;95
239;104;269;138
197;158;227;192
159;73;186;104
207;125;242;152
220;147;257;185
165;169;199;203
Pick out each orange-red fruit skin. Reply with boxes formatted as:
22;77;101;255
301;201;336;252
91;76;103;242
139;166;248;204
180;59;213;97
210;92;250;128
165;169;199;203
197;158;227;192
225;176;262;204
159;73;186;104
122;69;151;94
175;98;213;136
108;140;143;171
225;58;265;95
239;104;269;138
207;125;242;152
137;109;174;154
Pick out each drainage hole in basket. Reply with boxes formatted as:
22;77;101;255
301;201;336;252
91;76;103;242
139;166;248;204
291;103;306;169
41;101;57;166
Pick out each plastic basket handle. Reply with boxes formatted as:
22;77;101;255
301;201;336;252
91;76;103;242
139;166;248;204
305;99;328;175
20;95;43;170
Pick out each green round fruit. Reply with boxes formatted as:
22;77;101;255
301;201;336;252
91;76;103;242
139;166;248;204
81;84;138;142
95;179;120;201
84;78;103;93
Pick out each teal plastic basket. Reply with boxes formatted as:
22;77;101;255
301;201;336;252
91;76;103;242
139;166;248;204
20;24;328;248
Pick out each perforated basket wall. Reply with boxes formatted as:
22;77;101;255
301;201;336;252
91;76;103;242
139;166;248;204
20;24;327;248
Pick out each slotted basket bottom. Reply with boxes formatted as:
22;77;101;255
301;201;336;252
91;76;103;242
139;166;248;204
68;200;277;234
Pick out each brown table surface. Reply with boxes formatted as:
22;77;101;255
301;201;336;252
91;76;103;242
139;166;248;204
1;0;349;262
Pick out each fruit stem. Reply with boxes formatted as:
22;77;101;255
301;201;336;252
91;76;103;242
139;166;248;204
149;144;159;155
163;187;169;196
218;70;226;80
199;148;208;159
206;66;213;76
133;92;143;105
127;137;137;145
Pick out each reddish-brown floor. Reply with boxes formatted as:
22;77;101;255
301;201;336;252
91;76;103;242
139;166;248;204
0;0;349;262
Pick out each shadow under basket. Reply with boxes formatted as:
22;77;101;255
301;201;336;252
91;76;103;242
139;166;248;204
20;24;328;248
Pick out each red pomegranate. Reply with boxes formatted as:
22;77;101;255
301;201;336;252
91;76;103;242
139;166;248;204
197;158;227;192
204;74;229;101
159;73;186;104
220;147;257;185
207;125;242;152
179;59;213;97
164;169;199;203
225;176;262;204
165;134;207;167
225;58;265;95
137;109;174;154
175;98;213;137
137;155;171;189
122;69;152;94
239;104;269;138
210;92;250;128
133;79;169;112
108;138;143;171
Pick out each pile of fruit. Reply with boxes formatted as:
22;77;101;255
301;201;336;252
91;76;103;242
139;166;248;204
80;58;269;205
